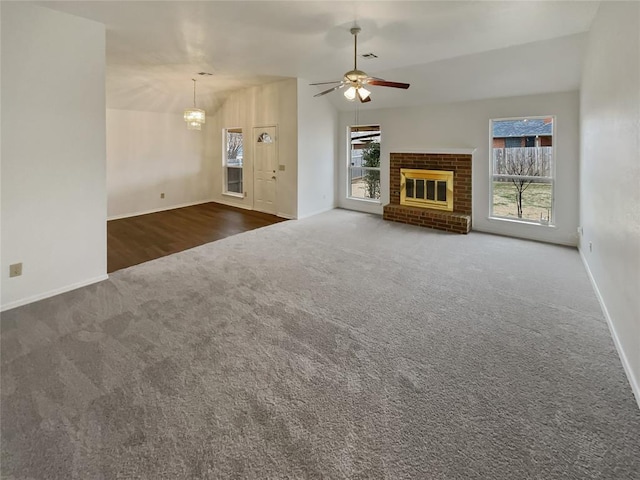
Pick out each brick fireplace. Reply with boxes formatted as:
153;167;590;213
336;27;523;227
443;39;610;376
383;152;472;234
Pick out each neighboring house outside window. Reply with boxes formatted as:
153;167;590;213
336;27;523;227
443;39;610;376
223;128;243;195
490;117;554;224
348;125;381;201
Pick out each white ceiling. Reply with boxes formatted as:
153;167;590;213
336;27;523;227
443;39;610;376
39;1;600;113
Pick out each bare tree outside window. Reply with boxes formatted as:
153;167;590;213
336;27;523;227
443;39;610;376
493;147;552;218
224;128;243;194
491;118;554;223
226;131;243;166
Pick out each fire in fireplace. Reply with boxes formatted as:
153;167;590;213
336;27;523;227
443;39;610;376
400;169;454;211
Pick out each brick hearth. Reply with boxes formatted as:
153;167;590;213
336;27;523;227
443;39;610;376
383;152;472;234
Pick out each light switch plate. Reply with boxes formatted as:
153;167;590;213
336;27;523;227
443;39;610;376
279;165;285;171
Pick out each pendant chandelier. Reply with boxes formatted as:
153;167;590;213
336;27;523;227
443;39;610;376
184;79;205;130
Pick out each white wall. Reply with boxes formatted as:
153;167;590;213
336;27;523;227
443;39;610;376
580;2;640;405
338;91;580;245
296;79;338;218
106;109;214;219
1;3;107;310
207;79;298;218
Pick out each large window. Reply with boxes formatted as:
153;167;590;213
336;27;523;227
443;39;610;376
223;128;243;195
490;117;554;224
348;125;381;201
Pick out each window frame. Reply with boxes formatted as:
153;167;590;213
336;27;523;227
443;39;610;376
222;127;244;198
489;116;556;226
346;124;382;203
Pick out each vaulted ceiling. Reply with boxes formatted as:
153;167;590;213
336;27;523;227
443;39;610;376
39;1;599;113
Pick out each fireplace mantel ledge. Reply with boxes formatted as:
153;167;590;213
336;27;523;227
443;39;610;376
388;147;477;155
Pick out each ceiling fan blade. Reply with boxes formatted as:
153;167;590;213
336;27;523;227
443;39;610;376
314;84;344;97
310;80;342;86
367;79;410;89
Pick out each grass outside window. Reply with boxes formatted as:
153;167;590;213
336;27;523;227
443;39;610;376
492;181;553;223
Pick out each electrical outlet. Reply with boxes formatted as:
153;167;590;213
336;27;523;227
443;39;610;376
279;165;285;171
160;193;165;199
9;263;22;277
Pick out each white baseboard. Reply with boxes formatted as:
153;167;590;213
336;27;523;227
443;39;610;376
579;248;640;410
216;197;295;219
214;198;253;211
338;199;384;216
108;198;295;222
107;198;300;221
472;226;578;247
296;206;336;220
1;274;109;312
473;221;578;247
107;199;216;221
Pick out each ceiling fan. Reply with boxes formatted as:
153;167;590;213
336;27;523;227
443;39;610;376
311;26;410;103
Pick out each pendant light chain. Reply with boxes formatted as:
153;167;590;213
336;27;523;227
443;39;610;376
193;79;197;108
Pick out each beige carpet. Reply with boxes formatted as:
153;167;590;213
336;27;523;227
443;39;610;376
1;209;639;479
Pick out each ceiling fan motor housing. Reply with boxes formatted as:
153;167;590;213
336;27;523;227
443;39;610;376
344;69;368;83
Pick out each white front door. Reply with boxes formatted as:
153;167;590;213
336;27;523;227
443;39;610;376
253;126;277;215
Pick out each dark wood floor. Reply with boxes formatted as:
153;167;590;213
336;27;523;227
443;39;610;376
107;202;287;273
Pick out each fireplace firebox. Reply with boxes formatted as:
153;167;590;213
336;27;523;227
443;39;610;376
401;169;454;211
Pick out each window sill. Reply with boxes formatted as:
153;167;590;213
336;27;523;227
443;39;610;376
488;216;556;228
222;192;244;199
346;197;381;205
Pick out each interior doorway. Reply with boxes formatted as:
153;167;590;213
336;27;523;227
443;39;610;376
253;126;277;215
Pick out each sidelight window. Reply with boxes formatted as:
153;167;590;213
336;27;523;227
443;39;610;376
223;128;243;195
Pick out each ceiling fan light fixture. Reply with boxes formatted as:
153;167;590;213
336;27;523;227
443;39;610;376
344;86;357;101
310;25;409;103
184;79;205;130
